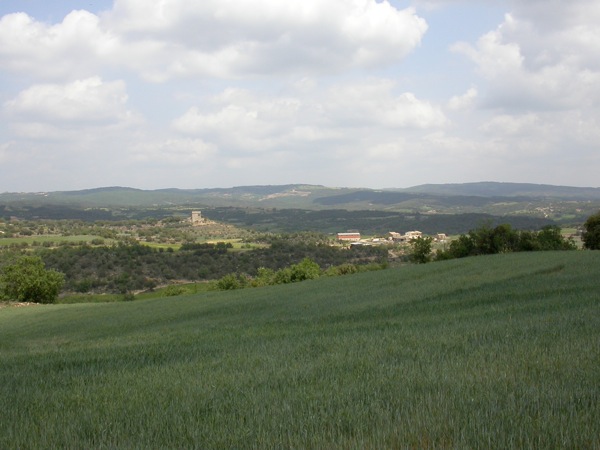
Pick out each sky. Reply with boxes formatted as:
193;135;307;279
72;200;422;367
0;0;599;192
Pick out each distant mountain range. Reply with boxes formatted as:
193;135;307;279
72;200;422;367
1;182;599;223
402;182;600;199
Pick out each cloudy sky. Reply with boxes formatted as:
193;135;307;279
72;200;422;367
1;0;598;192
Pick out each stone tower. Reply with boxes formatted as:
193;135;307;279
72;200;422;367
191;211;202;226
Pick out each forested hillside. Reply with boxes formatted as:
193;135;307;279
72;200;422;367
38;239;386;294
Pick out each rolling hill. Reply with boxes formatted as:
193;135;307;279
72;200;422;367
2;182;600;208
2;182;599;226
1;251;598;448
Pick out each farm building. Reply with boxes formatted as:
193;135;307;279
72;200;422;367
389;230;423;242
337;232;361;242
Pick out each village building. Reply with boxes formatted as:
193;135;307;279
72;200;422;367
337;232;361;242
404;231;422;240
389;230;424;242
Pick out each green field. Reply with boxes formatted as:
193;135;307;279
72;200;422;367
1;251;598;448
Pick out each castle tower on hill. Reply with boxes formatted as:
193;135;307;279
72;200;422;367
191;211;202;226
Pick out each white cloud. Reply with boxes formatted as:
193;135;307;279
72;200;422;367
0;1;427;82
410;0;504;13
436;0;600;188
1;1;599;190
452;2;600;111
171;81;446;159
129;138;218;165
3;77;142;147
172;91;308;153
114;0;426;80
448;87;477;110
0;11;119;80
324;81;447;128
0;141;9;163
364;140;408;159
5;77;133;125
480;113;540;136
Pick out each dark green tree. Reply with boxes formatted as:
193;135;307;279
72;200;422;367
410;236;433;264
490;224;520;253
582;211;600;250
468;222;495;255
536;225;577;250
446;234;475;258
0;256;65;303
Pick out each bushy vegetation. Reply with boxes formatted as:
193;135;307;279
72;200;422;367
436;224;576;261
0;256;64;303
214;257;381;291
32;237;386;294
0;251;598;448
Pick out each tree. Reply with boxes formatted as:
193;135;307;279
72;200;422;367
536;225;576;251
251;267;276;287
582;211;600;250
289;258;321;282
490;224;520;253
468;222;495;255
410;236;433;264
445;234;475;259
0;256;65;303
216;273;247;290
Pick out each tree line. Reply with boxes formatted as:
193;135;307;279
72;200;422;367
409;224;578;264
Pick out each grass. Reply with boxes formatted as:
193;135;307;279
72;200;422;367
139;241;180;250
1;251;599;448
56;282;216;304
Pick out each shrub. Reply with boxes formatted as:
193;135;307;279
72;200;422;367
326;263;359;276
251;267;276;287
164;285;186;297
216;274;247;290
273;267;293;284
0;256;65;303
289;258;321;282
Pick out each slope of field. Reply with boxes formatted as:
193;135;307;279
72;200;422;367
1;252;599;448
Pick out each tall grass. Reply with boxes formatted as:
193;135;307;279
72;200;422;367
1;251;598;448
